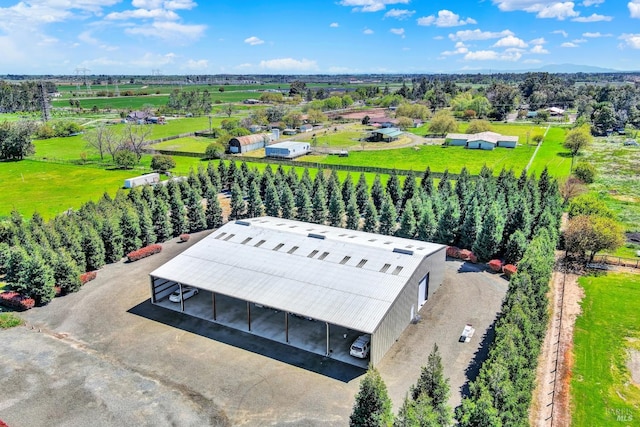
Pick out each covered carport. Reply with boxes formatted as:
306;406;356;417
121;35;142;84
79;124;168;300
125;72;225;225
150;217;446;367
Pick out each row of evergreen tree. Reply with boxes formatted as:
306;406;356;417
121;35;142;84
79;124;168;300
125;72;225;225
350;345;453;427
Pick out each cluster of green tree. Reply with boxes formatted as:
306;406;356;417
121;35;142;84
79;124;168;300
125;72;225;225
0;163;225;306
305;95;354;112
0;121;36;160
563;193;625;262
163;88;212;115
34;120;83;139
350;344;453;427
218;160;562;265
0;81;55;113
456;225;558;426
574;83;640;135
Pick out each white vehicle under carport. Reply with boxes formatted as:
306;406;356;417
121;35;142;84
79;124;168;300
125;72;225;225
169;286;199;303
350;335;371;359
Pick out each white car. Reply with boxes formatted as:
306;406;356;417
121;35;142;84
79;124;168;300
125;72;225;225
169;286;199;302
350;335;371;359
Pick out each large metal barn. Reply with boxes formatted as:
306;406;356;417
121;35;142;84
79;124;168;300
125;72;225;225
149;217;446;367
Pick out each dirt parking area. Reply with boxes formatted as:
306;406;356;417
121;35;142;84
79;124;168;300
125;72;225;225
0;231;507;426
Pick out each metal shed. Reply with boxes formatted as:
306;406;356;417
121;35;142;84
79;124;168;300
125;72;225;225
124;173;160;189
149;217;446;367
265;141;310;159
445;133;469;146
228;134;268;154
371;127;404;142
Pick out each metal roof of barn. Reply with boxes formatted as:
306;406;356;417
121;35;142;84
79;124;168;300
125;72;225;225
230;134;267;146
374;128;403;138
150;217;444;334
266;141;309;149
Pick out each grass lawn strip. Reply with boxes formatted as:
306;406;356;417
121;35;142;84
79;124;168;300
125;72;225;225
571;273;640;426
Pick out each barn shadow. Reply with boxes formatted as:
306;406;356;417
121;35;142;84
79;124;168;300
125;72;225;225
459;316;498;399
128;299;366;383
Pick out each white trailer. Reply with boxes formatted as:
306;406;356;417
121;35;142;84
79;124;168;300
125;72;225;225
124;173;160;189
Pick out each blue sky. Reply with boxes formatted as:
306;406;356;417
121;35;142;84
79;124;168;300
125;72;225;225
0;0;639;74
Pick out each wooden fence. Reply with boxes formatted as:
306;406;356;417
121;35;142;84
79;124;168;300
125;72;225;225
591;254;640;269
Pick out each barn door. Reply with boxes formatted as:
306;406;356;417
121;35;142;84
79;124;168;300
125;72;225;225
418;273;430;308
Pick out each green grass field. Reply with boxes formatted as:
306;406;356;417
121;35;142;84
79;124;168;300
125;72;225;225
571;273;640;426
151;137;212;154
0;160;141;219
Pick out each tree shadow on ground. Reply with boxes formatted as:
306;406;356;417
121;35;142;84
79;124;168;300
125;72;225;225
128;299;366;383
459;316;498;399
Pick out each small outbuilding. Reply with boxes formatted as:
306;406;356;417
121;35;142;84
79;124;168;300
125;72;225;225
298;124;313;133
371;127;404;142
228;134;268;154
149;217;446;367
124;173;160;189
265;141;310;159
445;131;518;150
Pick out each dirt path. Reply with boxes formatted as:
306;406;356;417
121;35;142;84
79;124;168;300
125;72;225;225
531;258;583;427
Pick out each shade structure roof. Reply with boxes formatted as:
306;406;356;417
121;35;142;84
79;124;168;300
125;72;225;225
150;217;445;334
266;141;308;149
374;128;404;138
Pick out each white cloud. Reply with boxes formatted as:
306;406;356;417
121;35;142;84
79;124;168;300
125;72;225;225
493;1;579;20
530;44;549;53
552;29;569;37
183;59;209;70
125;21;206;42
105;9;180;20
619;33;640;49
78;31;99;45
390;28;405;37
259;57;319;71
572;38;587;43
164;0;197;10
449;29;514;41
244;36;264;46
384;8;415;19
338;0;410;13
330;22;339;27
582;32;612;37
530;37;546;44
572;13;612;22
433;35;444;40
417;10;477;27
582;0;604;5
441;42;469;56
363;28;374;34
561;42;578;47
493;35;528;48
462;48;522;61
629;1;640;18
130;52;177;68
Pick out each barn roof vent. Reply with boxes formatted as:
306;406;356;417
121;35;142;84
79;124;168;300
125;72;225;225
393;248;414;256
235;220;251;226
308;233;326;240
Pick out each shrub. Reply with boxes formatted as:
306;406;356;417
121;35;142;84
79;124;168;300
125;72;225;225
502;264;517;278
179;233;190;242
573;162;596;184
446;246;461;258
0;291;35;311
114;149;137;169
459;249;478;263
151;154;176;172
80;271;98;285
204;143;223;160
488;259;503;273
127;244;162;262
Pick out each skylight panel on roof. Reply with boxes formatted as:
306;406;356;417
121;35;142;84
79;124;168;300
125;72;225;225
255;239;266;247
215;232;227;239
287;246;299;254
356;259;368;268
308;233;325;240
318;252;330;260
393;248;414;256
308;249;319;258
340;256;351;265
223;233;235;241
241;237;252;245
273;243;284;251
391;266;404;275
380;263;391;273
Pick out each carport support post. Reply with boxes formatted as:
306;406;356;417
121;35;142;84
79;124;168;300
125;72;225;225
247;301;251;331
285;312;289;343
179;282;184;312
212;292;217;321
326;322;330;357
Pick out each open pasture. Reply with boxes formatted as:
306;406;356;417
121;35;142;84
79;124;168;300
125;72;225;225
571;273;640;426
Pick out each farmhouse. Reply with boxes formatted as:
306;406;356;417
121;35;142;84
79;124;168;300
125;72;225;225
265;141;310;159
228;134;268;154
445;131;518;150
126;111;150;122
371;127;404;142
149;217;446;367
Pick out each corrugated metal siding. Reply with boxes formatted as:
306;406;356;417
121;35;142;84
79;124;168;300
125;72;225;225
370;248;446;366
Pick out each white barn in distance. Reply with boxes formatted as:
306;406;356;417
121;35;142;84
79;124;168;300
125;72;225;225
149;217;446;367
265;141;310;159
445;131;518;150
